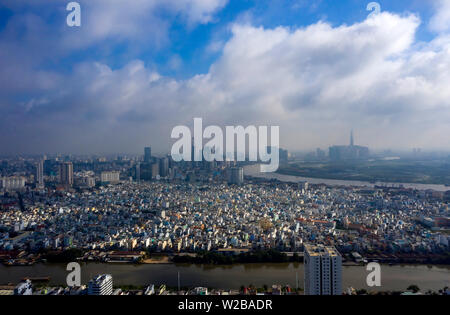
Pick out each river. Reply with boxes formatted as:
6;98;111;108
244;164;450;192
1;263;449;292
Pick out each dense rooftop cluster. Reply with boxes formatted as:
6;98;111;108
1;180;449;259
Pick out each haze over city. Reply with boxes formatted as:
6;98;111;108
1;0;450;154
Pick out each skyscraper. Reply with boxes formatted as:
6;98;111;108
36;159;44;188
329;130;369;161
88;274;113;295
350;129;354;147
191;137;196;165
151;161;160;179
159;157;169;177
59;162;73;188
144;147;152;163
280;148;289;165
304;244;342;295
228;167;244;185
135;163;141;183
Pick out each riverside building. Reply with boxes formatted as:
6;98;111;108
304;244;342;295
88;274;113;295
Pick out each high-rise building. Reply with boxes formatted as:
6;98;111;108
14;280;33;295
59;162;74;188
135;163;141;183
329;131;369;161
140;163;152;181
228;167;244;185
151;162;160;179
159;157;169;177
0;176;26;191
36;159;44;188
280;149;289;165
88;274;113;295
144;147;152;163
78;176;95;188
100;171;120;184
304;244;342;295
191;137;195;163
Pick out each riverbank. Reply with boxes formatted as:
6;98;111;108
1;262;448;292
244;164;450;191
3;249;449;267
277;162;450;186
142;256;171;264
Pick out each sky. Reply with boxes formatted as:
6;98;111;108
0;0;450;155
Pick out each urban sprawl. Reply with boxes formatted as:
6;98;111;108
0;148;449;295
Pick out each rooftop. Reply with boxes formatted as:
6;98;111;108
304;244;340;257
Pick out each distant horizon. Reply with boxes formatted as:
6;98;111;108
1;147;450;158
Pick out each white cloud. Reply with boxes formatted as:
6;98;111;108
3;7;450;153
1;0;228;50
430;0;450;33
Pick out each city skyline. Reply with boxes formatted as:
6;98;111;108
0;128;449;157
1;1;450;154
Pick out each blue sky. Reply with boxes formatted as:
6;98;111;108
1;0;450;154
0;0;437;78
166;0;436;78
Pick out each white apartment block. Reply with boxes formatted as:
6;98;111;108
304;244;342;295
1;176;26;191
88;274;113;295
101;171;120;184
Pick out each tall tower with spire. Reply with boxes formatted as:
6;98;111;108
350;130;354;147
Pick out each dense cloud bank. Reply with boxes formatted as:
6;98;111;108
1;1;450;153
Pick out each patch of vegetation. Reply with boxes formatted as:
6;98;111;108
173;249;302;265
43;249;84;263
278;159;450;185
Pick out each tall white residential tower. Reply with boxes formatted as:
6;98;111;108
304;244;342;295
